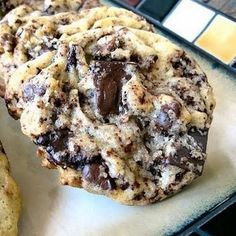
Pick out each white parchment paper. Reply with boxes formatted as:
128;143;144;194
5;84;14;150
0;19;236;236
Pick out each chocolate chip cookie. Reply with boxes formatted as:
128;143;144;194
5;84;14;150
0;141;21;236
0;0;102;97
0;0;101;17
0;5;215;205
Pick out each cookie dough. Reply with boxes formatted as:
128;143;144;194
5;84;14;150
0;5;215;205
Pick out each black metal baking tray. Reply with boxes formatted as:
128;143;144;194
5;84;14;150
110;0;236;75
176;192;236;235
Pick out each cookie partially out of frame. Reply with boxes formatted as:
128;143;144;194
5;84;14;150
0;0;101;17
0;141;21;236
0;0;102;97
1;5;215;205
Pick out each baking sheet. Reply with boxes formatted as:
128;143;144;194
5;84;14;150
0;3;236;235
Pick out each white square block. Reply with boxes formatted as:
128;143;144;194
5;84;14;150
163;0;215;42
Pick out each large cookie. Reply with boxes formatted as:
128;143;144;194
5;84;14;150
0;141;21;236
1;5;215;205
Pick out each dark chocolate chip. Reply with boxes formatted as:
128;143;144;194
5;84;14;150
82;164;100;182
23;83;46;102
91;61;132;116
130;54;158;70
149;166;157;176
176;147;190;158
147;163;162;177
136;160;142;166
35;130;106;171
170;51;197;78
163;188;174;196
62;83;72;93
35;128;69;153
136;118;150;131
168;146;204;175
124;142;133;153
93;36;117;57
155;101;181;131
1;33;17;53
54;98;62;107
120;182;130;190
163;102;181;118
82;163;115;190
175;171;186;182
41;140;115;189
133;191;145;201
185;95;195;106
189;129;208;152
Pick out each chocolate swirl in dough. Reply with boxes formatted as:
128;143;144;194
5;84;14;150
0;5;215;205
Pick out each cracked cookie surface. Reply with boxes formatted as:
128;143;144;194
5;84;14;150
0;5;215;205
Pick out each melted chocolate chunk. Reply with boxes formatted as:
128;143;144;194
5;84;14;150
23;83;46;102
177;147;190;158
155;101;181;131
35;129;107;171
35;129;69;153
189;129;208;153
91;61;132;116
35;129;70;168
168;147;204;175
82;163;115;190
